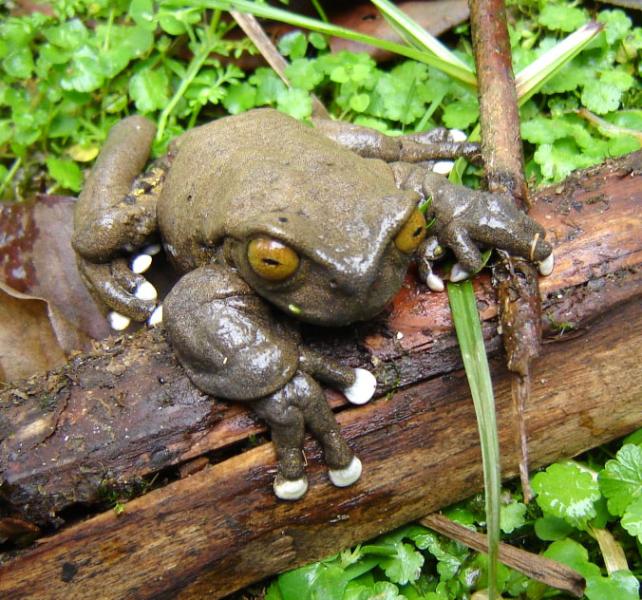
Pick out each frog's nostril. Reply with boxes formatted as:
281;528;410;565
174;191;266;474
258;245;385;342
278;216;288;223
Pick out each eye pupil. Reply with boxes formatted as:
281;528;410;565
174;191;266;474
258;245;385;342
263;258;281;266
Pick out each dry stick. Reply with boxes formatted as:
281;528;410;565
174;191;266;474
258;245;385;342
229;11;330;119
468;0;538;502
421;514;585;598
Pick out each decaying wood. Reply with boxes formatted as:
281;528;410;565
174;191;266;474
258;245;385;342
1;296;640;598
0;153;641;597
421;514;585;597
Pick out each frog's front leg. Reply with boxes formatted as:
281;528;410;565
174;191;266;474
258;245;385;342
313;117;480;165
163;265;374;500
395;165;554;285
72;116;167;324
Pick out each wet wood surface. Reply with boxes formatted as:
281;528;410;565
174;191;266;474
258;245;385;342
0;152;641;597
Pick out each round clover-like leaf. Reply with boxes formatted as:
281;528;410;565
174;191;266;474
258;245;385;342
621;496;642;543
532;461;600;529
599;444;642;517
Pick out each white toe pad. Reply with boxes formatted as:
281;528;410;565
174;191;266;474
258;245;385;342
329;456;362;487
426;272;445;292
108;311;131;331
343;368;377;405
538;252;555;276
274;476;308;501
135;281;158;301
432;160;455;175
131;254;152;274
148;305;163;327
450;263;471;282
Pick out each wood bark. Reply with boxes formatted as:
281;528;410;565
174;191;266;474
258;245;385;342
0;152;641;597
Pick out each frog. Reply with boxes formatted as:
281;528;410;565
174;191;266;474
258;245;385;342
72;108;553;500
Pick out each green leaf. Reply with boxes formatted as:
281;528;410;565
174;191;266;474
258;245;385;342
285;59;323;91
222;82;257;114
129;0;156;30
534;516;574;541
581;80;623;115
621;496;642;542
441;97;479;129
411;530;465;580
534;139;597;182
60;45;104;92
278;31;308;59
276;88;312;120
532;461;601;529
345;581;404;600
277;562;349;600
500;502;527;533
308;32;327;50
598;9;632;45
608;135;641;157
249;68;287;105
129;67;170;113
349;93;370;113
3;47;34;79
542;538;601;580
46;157;83;192
538;5;588;33
43;19;88;49
379;542;424;585
599;444;642;517
585;570;640;600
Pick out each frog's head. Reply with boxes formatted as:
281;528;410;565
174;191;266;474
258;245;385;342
223;188;426;327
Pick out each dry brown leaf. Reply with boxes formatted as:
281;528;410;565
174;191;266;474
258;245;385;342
0;195;110;381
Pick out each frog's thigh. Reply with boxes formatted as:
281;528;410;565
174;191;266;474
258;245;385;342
163;265;300;401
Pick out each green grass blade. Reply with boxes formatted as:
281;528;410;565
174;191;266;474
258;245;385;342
201;0;477;87
447;280;501;599
369;0;473;72
515;21;602;105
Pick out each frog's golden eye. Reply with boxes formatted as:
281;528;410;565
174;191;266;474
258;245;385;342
248;237;300;281
394;209;427;254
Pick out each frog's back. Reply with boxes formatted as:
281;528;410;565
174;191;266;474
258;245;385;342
158;109;408;272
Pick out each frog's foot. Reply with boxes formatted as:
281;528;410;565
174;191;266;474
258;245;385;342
449;262;471;283
328;456;362;488
417;236;446;292
538;252;555;276
342;368;377;405
273;473;309;501
78;256;157;327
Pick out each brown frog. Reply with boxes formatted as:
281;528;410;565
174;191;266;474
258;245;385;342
73;108;553;500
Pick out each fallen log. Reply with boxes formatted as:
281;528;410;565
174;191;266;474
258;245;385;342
0;152;641;597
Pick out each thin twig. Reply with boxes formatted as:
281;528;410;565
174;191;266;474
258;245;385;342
421;514;585;597
469;0;541;501
230;11;329;118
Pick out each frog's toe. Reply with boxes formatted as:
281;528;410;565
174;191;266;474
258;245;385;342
448;129;467;143
450;263;471;282
432;160;455;175
329;456;362;487
538;252;555;276
134;280;158;301
273;474;308;501
343;368;376;405
108;311;132;331
131;253;152;274
148;305;163;327
426;272;445;291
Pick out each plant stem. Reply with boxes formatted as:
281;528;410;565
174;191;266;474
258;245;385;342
0;157;22;199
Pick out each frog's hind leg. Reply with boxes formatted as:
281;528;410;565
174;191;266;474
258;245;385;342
254;371;362;499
